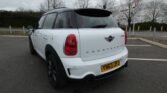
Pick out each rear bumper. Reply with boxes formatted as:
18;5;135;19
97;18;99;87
68;61;128;81
61;47;128;80
93;61;128;80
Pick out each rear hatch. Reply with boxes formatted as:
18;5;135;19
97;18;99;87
78;28;125;61
74;9;125;61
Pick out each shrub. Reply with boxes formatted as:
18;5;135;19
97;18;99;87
129;22;167;31
0;11;42;28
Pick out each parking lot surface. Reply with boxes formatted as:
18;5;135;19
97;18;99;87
0;37;167;93
128;31;167;39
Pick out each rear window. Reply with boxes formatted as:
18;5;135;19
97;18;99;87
74;9;118;28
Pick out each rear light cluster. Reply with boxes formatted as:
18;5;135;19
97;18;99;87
64;34;77;56
124;31;128;44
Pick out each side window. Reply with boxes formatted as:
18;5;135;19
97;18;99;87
38;16;46;29
54;12;74;28
43;13;57;29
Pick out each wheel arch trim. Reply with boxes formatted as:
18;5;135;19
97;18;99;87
45;44;68;79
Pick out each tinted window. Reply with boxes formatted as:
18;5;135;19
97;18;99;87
75;9;118;28
43;13;57;29
54;12;75;28
38;16;46;29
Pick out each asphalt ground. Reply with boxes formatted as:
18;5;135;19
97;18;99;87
0;37;167;93
128;31;167;40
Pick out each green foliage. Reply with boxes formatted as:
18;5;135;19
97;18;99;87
0;11;42;28
130;22;167;31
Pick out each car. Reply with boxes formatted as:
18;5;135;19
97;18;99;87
28;8;128;88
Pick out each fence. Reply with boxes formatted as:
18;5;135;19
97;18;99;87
128;25;167;45
128;24;167;34
0;26;29;35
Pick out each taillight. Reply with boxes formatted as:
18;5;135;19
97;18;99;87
64;34;77;56
125;31;127;44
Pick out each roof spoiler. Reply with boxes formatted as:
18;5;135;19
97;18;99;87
74;8;112;17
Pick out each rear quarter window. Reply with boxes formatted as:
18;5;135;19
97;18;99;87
43;13;57;29
54;12;76;29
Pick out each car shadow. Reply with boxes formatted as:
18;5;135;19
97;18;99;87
62;70;127;93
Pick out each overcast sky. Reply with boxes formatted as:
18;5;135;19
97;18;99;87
0;0;44;11
0;0;122;11
1;0;163;11
1;0;161;11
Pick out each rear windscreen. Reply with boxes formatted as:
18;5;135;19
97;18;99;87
74;9;118;28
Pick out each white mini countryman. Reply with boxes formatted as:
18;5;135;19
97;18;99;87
28;8;128;88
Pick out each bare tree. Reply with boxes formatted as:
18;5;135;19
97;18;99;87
163;3;167;23
51;0;64;9
40;4;48;12
75;0;90;8
96;0;116;11
121;0;142;27
144;0;165;23
40;0;65;12
16;7;26;11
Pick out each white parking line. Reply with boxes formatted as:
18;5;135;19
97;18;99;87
128;58;167;62
128;38;138;40
126;45;151;47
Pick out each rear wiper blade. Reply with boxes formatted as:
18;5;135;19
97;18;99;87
92;25;107;28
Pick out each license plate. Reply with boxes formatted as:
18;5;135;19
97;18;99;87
101;60;120;72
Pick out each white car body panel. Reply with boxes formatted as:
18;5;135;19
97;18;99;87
31;29;80;60
61;47;128;79
78;28;125;61
31;27;128;79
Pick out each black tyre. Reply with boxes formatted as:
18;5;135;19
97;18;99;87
47;54;66;89
124;62;128;67
29;37;36;55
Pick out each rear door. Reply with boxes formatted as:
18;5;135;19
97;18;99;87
31;15;46;52
37;13;57;58
74;9;125;61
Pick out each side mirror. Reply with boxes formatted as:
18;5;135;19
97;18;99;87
27;25;35;32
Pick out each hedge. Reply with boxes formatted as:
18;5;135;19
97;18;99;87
129;22;167;31
0;11;42;28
